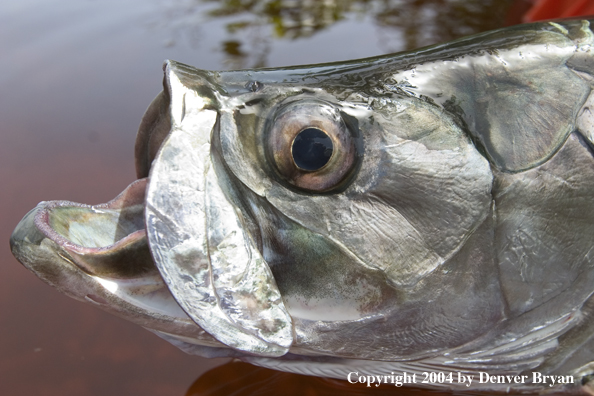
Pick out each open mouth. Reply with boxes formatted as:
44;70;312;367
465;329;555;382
9;177;229;350
33;178;152;279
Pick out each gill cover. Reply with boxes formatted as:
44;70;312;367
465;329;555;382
145;62;293;356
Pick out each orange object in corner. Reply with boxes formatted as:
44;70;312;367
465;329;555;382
524;0;594;22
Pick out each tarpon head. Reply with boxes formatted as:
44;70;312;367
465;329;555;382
11;56;496;358
10;56;495;360
13;19;594;393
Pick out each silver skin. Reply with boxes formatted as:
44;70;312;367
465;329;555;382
10;19;594;393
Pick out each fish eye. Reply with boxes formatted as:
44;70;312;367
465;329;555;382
267;100;360;193
291;128;333;171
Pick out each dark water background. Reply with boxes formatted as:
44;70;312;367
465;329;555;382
0;0;530;394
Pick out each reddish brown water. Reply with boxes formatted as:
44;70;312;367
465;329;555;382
186;361;455;396
0;1;540;395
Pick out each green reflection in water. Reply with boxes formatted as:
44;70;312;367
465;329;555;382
201;0;514;68
204;0;512;62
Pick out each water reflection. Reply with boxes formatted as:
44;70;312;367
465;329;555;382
210;0;512;52
186;361;453;396
156;0;514;69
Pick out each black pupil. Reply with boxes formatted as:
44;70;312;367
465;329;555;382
291;128;333;171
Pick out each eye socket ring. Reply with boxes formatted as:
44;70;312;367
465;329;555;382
267;100;359;192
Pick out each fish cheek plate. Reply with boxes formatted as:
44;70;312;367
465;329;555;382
144;66;293;357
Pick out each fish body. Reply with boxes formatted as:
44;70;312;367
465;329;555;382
10;19;594;393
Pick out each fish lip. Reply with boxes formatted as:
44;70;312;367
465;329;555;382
30;178;157;279
34;178;147;255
